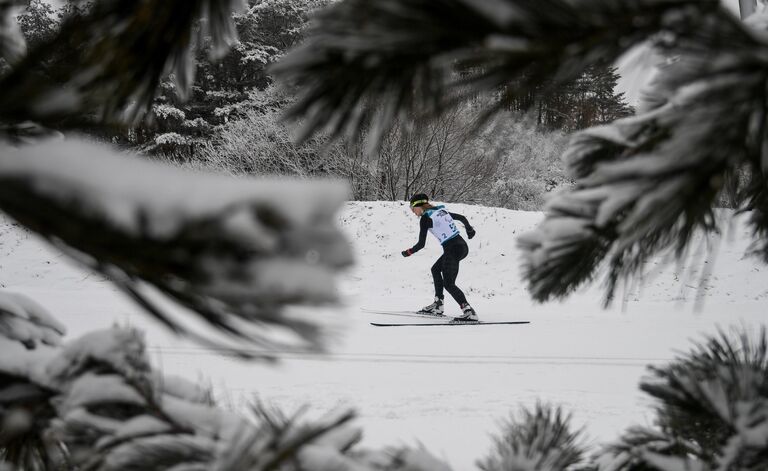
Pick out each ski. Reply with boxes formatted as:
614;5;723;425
361;308;447;319
371;321;530;327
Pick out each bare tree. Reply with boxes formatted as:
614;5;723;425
373;106;499;203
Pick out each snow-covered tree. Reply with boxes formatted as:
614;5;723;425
133;0;330;157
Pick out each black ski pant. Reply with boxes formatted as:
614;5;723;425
431;236;469;306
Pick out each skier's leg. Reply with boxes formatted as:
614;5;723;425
417;256;445;315
444;241;477;320
431;255;445;300
442;245;468;306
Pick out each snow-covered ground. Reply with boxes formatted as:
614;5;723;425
2;202;766;468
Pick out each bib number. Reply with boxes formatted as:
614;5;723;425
429;210;459;244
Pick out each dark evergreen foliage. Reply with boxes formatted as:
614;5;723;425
479;404;586;471
0;0;244;129
601;328;768;470
504;65;633;132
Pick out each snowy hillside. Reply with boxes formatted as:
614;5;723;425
2;201;767;468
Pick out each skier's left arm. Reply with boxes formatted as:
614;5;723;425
449;212;476;239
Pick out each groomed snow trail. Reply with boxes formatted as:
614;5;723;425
2;202;766;468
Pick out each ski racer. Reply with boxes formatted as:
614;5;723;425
401;193;478;321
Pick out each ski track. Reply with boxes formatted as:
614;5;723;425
2;202;767;469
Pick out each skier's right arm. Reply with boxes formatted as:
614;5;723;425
402;216;431;257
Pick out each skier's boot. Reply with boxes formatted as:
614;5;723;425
418;297;444;316
454;303;478;322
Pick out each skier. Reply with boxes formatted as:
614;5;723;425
401;193;478;321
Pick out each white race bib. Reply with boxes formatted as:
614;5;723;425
427;208;459;244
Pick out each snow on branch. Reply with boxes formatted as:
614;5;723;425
0;0;245;127
478;404;586;471
0;291;66;349
597;327;768;470
0;0;26;64
597;427;706;471
0;138;353;357
0;345;59;468
1;325;453;471
272;0;722;149
520;10;768;303
46;328;150;386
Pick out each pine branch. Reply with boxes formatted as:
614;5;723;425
520;10;768;303
0;0;245;128
633;328;768;467
33;327;225;470
0;138;352;357
597;427;706;470
0;0;26;64
214;404;357;471
517;208;613;302
0;343;61;470
742;172;768;263
478;403;585;471
95;435;215;471
272;0;722;149
595;328;768;470
0;291;66;349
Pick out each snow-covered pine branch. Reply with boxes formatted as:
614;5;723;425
0;324;453;471
519;10;768;303
272;0;722;150
0;0;245;128
597;427;705;471
478;404;586;471
0;138;353;357
0;0;26;64
0;291;65;349
597;327;768;470
0;338;57;469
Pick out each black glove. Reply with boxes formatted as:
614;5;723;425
401;249;413;257
466;227;476;239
